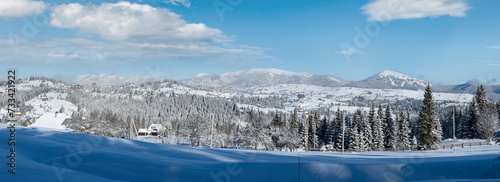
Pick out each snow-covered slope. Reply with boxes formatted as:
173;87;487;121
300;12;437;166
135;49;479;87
1;126;499;181
347;70;430;90
182;68;349;87
73;73;164;86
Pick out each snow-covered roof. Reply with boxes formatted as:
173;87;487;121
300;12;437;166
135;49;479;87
149;124;164;130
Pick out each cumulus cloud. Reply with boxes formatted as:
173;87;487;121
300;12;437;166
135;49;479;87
164;0;191;8
362;0;470;22
0;0;46;18
0;2;276;66
50;2;228;43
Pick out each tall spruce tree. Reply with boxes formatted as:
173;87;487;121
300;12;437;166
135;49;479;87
383;105;395;149
334;108;344;149
307;114;319;149
299;121;308;151
399;110;411;150
318;116;329;147
291;108;299;131
372;114;385;151
359;109;373;151
417;84;442;150
463;100;479;139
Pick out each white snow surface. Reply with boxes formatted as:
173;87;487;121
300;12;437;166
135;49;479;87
1;125;499;182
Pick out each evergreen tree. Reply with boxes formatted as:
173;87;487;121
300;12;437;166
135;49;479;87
334;109;344;149
358;109;372;151
290;108;299;131
474;85;487;108
399;110;411;150
417;84;442;150
383;105;395;149
318;116;329;147
349;127;363;152
455;109;464;139
299;121;308;151
343;114;353;150
325;117;336;149
474;85;499;141
368;105;376;137
307;114;319;149
371;112;384;151
463;100;479;139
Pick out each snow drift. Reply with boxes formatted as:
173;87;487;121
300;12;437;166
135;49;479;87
1;125;499;182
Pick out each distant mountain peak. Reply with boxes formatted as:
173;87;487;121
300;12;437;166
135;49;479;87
346;70;429;90
377;70;406;77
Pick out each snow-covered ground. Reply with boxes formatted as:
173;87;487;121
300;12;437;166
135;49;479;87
24;92;77;131
1;125;499;182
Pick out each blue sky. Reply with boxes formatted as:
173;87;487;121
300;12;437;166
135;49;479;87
0;0;499;85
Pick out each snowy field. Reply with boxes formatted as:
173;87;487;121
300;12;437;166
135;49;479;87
1;125;499;182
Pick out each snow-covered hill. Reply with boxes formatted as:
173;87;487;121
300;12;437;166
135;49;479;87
73;73;164;85
25;92;77;131
1;126;499;181
346;70;430;90
182;68;349;87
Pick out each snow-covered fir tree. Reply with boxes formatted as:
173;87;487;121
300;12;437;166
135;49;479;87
318;116;329;148
474;85;499;141
383;105;396;149
417;84;442;150
333;108;344;150
398;110;412;150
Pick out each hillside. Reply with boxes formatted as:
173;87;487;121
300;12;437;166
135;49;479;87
1;125;499;182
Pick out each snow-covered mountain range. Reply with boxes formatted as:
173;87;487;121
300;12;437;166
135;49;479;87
73;73;164;85
181;68;500;101
182;68;349;87
182;69;431;90
65;68;500;101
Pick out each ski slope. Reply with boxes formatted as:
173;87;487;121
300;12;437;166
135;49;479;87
1;125;499;182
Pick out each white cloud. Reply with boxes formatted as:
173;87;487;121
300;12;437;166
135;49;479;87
164;0;191;8
362;0;470;22
0;0;46;18
335;48;356;55
335;48;365;56
0;38;276;65
50;2;228;43
487;46;500;50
